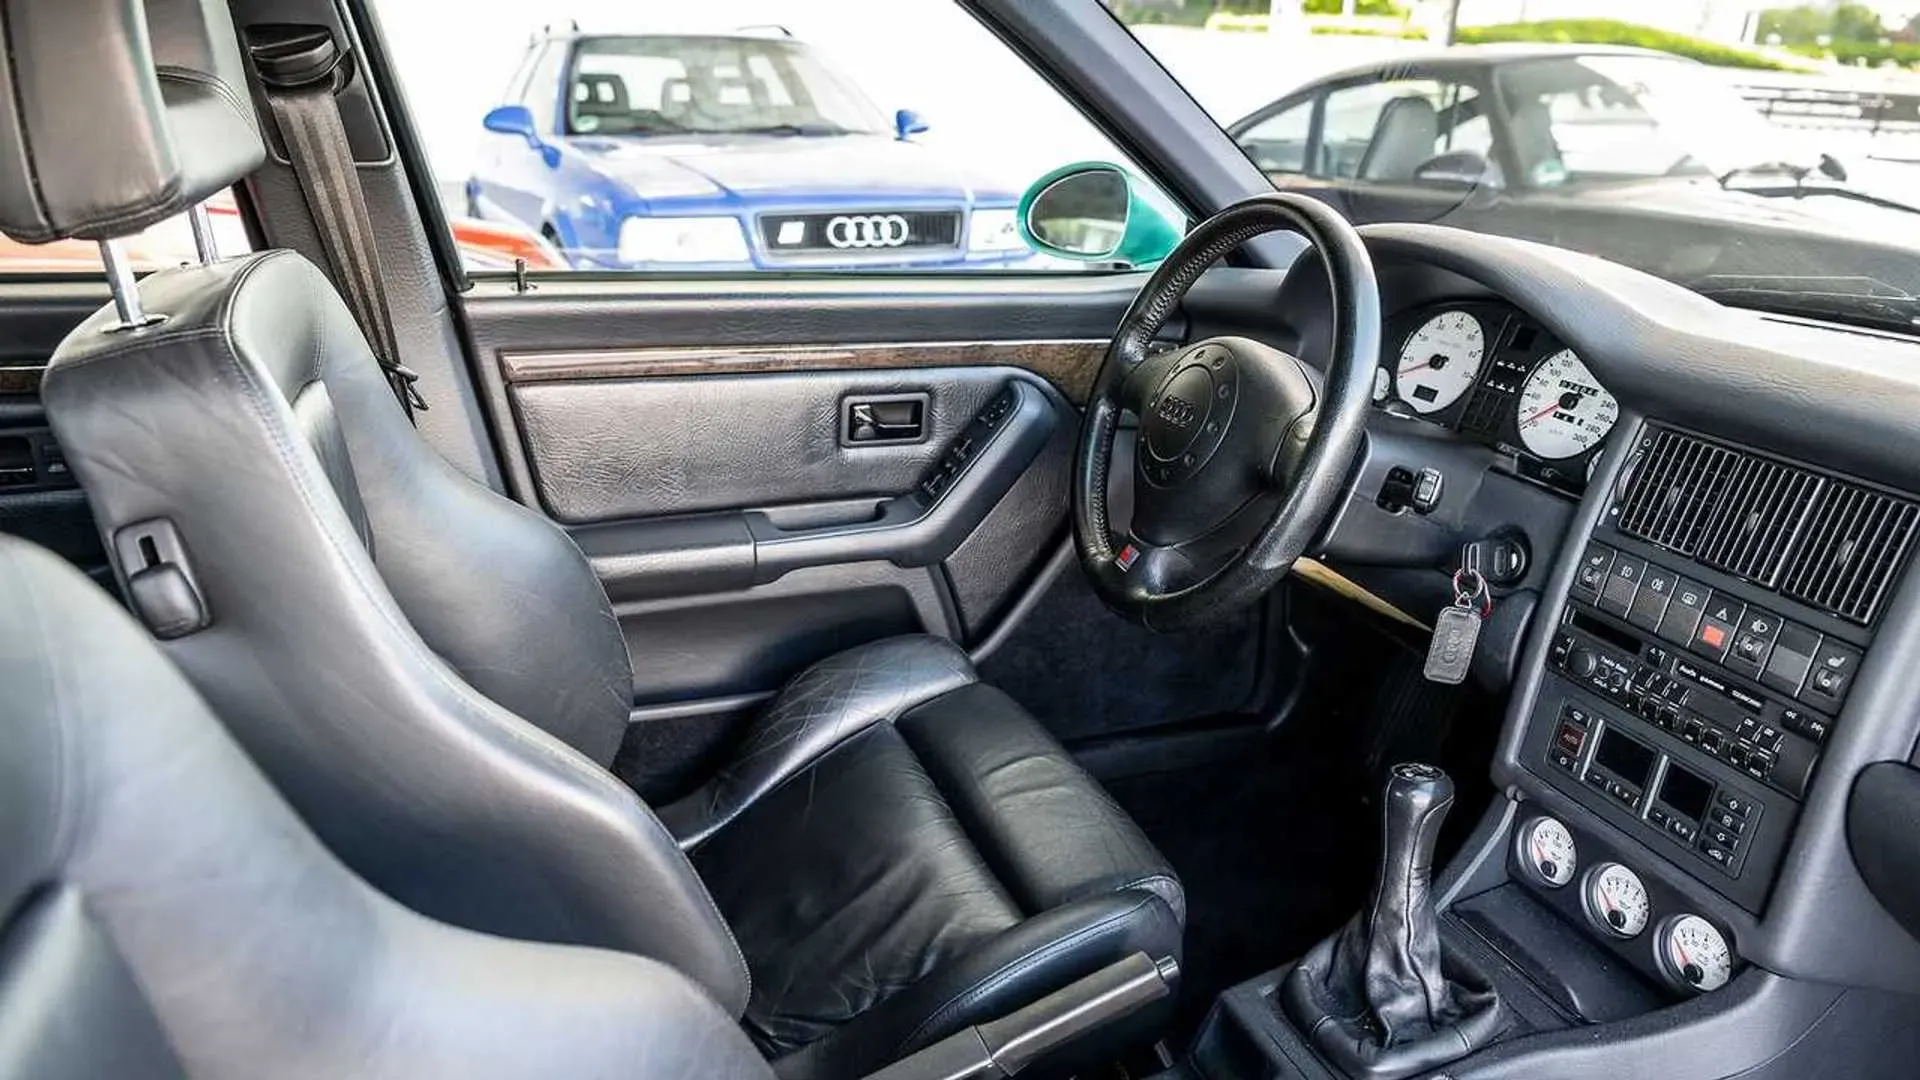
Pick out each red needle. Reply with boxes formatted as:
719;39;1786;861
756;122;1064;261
1521;401;1563;427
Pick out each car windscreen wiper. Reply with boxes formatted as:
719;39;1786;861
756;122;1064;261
727;122;855;137
1717;158;1920;216
1693;274;1920;334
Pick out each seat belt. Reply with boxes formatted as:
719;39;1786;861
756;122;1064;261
251;29;427;422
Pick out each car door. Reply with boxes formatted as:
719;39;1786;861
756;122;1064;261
302;0;1290;797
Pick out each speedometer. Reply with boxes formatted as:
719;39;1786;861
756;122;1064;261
1516;349;1618;459
1395;311;1485;415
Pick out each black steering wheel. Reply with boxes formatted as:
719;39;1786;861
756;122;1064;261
1073;192;1381;631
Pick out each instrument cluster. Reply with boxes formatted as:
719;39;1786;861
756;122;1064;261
1373;301;1619;491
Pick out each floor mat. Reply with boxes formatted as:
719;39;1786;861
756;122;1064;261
1099;727;1377;1044
978;571;1262;744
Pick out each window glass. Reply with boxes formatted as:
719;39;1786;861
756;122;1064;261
0;191;253;274
1237;99;1312;175
1318;79;1489;184
370;1;1185;274
1127;9;1919;335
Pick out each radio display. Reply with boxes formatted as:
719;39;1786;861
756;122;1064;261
1594;729;1656;788
1657;762;1715;822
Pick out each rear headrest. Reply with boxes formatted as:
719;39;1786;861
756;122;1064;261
0;0;266;243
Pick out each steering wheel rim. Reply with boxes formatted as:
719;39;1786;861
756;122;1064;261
1072;191;1381;631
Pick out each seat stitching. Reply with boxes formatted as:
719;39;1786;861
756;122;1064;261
893;892;1160;1056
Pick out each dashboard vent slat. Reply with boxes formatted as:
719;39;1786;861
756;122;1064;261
1695;456;1822;587
1617;428;1736;555
1781;481;1918;625
1616;426;1919;626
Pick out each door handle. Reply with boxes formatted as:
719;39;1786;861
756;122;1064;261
842;393;928;446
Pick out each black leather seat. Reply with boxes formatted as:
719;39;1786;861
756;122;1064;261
0;535;773;1080
14;2;1183;1075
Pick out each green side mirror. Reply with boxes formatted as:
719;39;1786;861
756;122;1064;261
1018;163;1181;268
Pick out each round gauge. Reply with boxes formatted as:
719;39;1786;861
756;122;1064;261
1583;862;1651;938
1516;816;1578;888
1658;915;1734;993
1516;349;1619;459
1395;311;1485;415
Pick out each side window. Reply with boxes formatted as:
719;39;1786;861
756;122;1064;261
1236;99;1313;176
371;3;1184;275
0;191;254;274
1319;79;1494;185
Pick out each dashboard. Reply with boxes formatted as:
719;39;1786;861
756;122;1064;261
1377;301;1618;494
1244;221;1920;1039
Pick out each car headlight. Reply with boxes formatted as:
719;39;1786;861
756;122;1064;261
616;216;750;264
968;208;1023;253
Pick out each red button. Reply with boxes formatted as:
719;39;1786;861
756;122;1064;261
1699;624;1728;650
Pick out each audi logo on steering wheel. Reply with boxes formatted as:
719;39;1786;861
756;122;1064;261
826;214;911;249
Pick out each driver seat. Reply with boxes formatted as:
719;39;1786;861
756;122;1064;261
19;2;1182;1077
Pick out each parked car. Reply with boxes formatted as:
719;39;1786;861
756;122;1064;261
466;27;1030;271
1226;45;1920;317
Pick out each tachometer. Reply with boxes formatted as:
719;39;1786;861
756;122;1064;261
1583;862;1650;938
1395;311;1485;415
1516;349;1618;459
1657;914;1734;993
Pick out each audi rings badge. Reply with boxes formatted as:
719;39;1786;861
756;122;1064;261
826;214;911;249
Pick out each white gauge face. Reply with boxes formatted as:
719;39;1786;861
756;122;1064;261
1518;816;1578;888
1660;915;1734;993
1395;311;1485;415
1584;862;1651;938
1516;348;1619;459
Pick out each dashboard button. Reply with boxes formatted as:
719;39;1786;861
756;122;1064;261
1598;556;1645;618
1699;839;1735;869
1628;565;1677;631
1725;607;1782;681
1763;623;1821;697
1657;578;1710;647
1709;807;1746;833
1691;595;1743;662
1804;640;1862;708
1716;790;1756;817
1573;543;1614;603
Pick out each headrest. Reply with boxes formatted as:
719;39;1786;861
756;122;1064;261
0;0;266;243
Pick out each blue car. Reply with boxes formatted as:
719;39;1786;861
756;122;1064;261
467;27;1031;271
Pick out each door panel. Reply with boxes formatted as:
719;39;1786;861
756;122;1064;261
510;365;1054;522
0;287;114;583
460;276;1156;713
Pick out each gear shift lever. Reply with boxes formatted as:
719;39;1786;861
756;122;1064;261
1281;763;1504;1079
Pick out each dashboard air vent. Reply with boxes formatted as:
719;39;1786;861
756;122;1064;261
1695;457;1824;587
1616;428;1741;556
1781;482;1920;625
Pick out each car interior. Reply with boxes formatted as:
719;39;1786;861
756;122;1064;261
4;1;1920;1079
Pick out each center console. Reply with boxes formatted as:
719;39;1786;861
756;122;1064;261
1186;420;1920;1080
